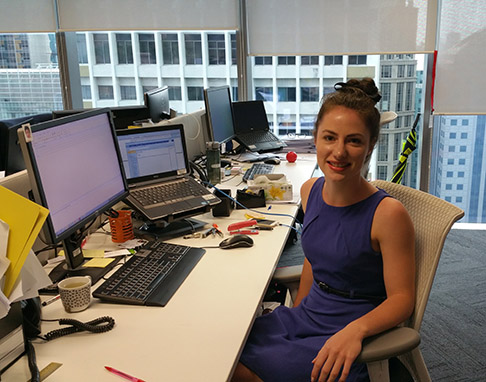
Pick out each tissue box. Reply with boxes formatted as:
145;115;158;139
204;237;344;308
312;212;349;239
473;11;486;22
247;174;293;201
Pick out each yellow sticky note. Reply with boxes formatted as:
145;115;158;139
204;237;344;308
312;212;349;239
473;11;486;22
83;258;114;268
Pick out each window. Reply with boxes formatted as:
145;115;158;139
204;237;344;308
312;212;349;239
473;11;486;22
278;87;296;102
81;85;91;99
324;55;342;65
120;85;136;100
459;158;466;165
94;34;110;64
448;146;455;152
208;34;225;65
187;86;203;100
397;65;405;78
139;34;156;64
77;34;88;64
396;82;404;111
98;85;114;99
168;86;182;101
185;34;202;65
457;184;464;190
232;86;238;101
451;119;457;126
301;87;319;102
447;158;454;165
450;132;457;139
162;34;179;65
460;146;467;152
301;56;318;65
278;56;295;65
446;171;453;177
456;197;463;203
255;56;272;65
445;184;452;190
461;132;468;139
231;34;237;65
255;87;273;101
407;64;415;77
116;34;133;64
380;83;391;111
462;119;469;126
348;55;366;65
381;65;392;78
405;82;414;110
377;165;388;180
377;135;388;161
458;171;465;178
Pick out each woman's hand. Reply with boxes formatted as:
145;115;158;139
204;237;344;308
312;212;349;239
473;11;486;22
310;324;364;382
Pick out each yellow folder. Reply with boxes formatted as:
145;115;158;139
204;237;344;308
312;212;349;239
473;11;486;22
0;185;49;298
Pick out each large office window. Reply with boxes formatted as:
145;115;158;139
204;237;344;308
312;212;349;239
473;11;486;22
116;34;133;64
278;87;296;102
348;55;367;65
208;34;225;65
94;33;110;64
255;87;273;101
255;56;272;65
278;56;295;65
168;86;182;101
231;34;237;65
185;34;202;65
301;56;319;65
77;34;88;64
301;87;319;102
324;55;343;65
120;85;136;100
139;34;156;64
162;34;179;65
98;85;114;99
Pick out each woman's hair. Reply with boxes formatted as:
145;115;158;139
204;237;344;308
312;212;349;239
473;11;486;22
313;78;381;144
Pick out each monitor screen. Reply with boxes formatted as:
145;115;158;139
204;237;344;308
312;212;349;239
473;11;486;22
203;86;236;144
19;108;129;274
144;86;170;123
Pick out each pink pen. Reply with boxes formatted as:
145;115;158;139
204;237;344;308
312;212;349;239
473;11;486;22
105;366;145;382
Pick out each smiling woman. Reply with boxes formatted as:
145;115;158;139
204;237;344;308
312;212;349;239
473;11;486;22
232;78;415;382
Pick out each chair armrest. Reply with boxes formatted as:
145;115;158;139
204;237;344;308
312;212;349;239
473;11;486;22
356;327;421;363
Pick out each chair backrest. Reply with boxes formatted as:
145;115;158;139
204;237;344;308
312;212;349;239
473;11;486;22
371;180;464;331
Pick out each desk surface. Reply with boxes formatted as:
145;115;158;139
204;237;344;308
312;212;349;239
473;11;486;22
4;155;316;382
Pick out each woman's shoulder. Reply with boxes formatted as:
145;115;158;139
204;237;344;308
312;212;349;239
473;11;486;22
300;177;322;211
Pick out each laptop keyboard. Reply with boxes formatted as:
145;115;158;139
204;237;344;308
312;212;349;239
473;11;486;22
242;163;275;182
131;178;208;207
245;130;279;143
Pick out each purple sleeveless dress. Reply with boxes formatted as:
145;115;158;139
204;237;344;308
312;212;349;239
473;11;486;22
240;177;389;382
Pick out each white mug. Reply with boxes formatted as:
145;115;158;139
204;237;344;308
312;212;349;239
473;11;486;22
58;276;92;313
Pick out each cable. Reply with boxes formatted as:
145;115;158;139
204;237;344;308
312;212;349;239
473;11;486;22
204;182;303;234
39;316;115;341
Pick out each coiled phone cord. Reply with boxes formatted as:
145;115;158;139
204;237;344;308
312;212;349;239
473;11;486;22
39;316;115;341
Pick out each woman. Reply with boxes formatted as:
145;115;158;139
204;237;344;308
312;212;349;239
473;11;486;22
232;78;415;382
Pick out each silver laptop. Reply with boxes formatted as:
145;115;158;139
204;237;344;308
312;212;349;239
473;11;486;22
116;124;220;221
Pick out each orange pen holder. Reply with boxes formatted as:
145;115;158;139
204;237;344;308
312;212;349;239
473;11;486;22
108;210;135;243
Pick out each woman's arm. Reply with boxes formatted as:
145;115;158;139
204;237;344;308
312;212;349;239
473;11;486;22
311;197;415;382
293;178;319;307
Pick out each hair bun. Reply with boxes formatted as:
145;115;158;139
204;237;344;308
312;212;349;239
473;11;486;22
334;78;381;104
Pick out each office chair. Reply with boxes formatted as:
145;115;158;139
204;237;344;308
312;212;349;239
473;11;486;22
274;180;464;381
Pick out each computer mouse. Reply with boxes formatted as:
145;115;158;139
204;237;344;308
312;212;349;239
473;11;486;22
219;234;254;249
264;157;280;165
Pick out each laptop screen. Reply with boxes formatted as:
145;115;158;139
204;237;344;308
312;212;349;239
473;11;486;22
116;124;189;184
232;100;270;133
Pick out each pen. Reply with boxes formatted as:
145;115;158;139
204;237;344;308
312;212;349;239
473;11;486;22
229;229;259;235
105;366;145;382
41;294;60;306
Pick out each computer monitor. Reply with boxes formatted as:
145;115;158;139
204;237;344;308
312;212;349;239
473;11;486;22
18;108;130;285
144;86;171;123
203;85;236;145
53;106;151;130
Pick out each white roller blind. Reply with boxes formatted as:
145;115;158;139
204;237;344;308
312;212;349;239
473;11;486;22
247;0;437;55
433;0;486;115
57;0;238;31
0;0;56;32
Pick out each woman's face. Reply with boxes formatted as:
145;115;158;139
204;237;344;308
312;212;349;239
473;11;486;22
314;106;374;183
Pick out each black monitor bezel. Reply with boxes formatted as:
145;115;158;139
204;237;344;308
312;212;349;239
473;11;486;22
203;85;236;144
19;108;130;245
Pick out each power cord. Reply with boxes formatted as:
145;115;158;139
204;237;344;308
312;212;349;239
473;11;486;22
38;316;115;341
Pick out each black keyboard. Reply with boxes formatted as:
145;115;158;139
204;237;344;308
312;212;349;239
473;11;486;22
92;241;205;306
242;163;275;182
244;130;280;143
131;178;208;207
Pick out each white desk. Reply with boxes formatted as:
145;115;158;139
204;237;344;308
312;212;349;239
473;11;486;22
3;156;316;382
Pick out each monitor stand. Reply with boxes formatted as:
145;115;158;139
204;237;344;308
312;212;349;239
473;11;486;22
134;218;207;241
39;256;123;295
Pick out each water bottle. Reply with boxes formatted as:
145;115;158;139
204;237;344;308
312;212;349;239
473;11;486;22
206;141;221;185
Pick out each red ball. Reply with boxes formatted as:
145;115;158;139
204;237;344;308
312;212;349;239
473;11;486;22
286;151;297;163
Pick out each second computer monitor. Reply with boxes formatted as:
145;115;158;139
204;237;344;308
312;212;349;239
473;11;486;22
203;85;235;144
144;86;170;123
